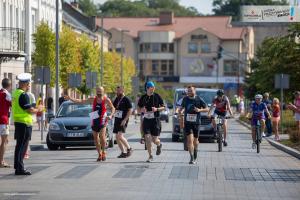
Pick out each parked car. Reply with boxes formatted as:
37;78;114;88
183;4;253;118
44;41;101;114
46;101;114;150
172;88;217;145
160;104;170;123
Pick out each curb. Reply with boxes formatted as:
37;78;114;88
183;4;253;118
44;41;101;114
237;119;300;160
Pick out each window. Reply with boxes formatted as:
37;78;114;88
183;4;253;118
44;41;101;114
161;43;168;52
16;8;19;28
169;60;174;75
201;43;211;53
115;42;124;53
3;2;6;27
169;43;174;52
188;42;198;54
152;60;159;75
161;60;168;75
152;43;160;53
224;60;239;76
10;5;13;27
140;44;144;52
139;60;145;77
145;43;151;52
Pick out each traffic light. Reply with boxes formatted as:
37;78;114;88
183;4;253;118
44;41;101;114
217;45;223;59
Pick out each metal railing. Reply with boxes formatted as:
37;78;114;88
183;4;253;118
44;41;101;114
0;27;25;54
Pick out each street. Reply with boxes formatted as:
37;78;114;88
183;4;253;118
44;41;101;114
0;118;300;200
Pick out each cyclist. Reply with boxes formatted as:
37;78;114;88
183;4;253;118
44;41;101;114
208;89;233;147
248;94;271;149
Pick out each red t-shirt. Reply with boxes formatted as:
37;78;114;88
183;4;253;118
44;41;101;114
0;89;12;124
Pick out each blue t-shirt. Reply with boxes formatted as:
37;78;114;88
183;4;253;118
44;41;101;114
251;102;267;120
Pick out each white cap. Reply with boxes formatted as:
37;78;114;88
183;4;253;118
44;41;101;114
17;73;32;82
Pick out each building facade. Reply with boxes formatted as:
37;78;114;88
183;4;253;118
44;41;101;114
0;0;62;91
99;12;254;96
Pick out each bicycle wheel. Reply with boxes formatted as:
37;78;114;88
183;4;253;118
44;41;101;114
256;126;260;154
217;125;222;152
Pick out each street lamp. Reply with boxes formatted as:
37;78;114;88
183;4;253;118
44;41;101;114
55;0;60;112
120;29;129;87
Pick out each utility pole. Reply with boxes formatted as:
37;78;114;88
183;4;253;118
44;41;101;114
55;0;60;112
100;15;104;86
120;29;129;87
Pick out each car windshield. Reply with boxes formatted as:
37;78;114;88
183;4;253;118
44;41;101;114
175;90;216;105
57;103;92;118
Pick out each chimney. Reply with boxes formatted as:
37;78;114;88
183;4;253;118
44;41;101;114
159;11;174;25
71;0;79;9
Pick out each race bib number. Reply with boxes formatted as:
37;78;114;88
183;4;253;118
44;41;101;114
115;110;123;118
144;112;155;119
89;111;99;120
186;114;197;122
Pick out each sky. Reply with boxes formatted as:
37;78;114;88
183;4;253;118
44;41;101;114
92;0;214;15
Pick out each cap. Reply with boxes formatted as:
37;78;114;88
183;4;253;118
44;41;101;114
17;73;32;83
146;81;155;89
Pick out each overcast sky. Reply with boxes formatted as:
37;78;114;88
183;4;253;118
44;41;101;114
92;0;214;15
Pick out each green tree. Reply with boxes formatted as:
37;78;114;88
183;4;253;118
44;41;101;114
244;23;300;101
78;0;97;16
77;34;100;95
213;0;288;20
59;25;81;89
99;0;199;17
32;22;56;86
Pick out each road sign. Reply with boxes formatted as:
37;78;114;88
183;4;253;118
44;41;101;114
275;74;290;89
68;73;82;88
34;66;51;84
86;72;98;89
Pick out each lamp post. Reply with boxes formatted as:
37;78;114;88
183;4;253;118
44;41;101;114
120;29;129;87
55;0;60;112
100;15;104;86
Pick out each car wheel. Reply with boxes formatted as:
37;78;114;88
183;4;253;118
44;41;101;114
46;134;59;151
172;134;179;142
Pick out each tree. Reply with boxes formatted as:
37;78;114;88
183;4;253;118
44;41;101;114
78;0;97;16
244;23;300;101
98;0;199;17
32;22;56;86
213;0;288;20
77;34;100;95
59;25;81;89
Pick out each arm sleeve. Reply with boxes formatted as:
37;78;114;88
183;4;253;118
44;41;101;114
19;93;33;110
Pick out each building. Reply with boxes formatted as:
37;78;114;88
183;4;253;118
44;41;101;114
99;12;254;96
62;1;110;51
0;0;62;91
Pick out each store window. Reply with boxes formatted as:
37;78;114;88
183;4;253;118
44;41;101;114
152;60;159;75
224;60;239;76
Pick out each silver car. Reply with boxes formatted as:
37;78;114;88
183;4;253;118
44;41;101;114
46;101;114;150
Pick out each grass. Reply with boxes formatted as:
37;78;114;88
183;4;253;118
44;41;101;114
280;139;300;152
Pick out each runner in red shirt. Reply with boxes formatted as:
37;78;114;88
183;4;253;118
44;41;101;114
0;78;12;168
66;86;115;162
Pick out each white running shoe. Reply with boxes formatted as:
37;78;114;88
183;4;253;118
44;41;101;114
252;142;256;149
262;132;266;137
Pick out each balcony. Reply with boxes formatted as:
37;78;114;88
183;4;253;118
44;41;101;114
0;27;26;59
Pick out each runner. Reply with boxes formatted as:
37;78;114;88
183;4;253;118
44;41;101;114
113;86;133;158
65;86;115;162
179;86;208;164
208;89;233;147
138;81;165;162
248;94;271;149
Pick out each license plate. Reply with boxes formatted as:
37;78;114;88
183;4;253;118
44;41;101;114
200;127;206;131
67;133;85;137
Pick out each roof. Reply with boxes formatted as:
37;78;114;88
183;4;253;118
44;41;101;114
97;16;246;40
63;11;94;35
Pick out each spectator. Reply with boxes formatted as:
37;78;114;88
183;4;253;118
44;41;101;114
239;97;245;115
263;92;273;137
58;92;66;107
287;91;300;139
45;97;54;129
272;98;281;141
36;97;46;131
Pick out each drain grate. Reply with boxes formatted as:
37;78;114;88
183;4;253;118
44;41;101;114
169;166;199;180
224;168;300;182
55;165;97;179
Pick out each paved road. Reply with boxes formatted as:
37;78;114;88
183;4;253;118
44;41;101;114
0;118;300;200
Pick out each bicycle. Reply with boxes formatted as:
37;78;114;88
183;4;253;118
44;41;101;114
254;119;262;153
215;115;224;152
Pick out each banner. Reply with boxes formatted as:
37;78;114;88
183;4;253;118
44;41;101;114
241;6;300;22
